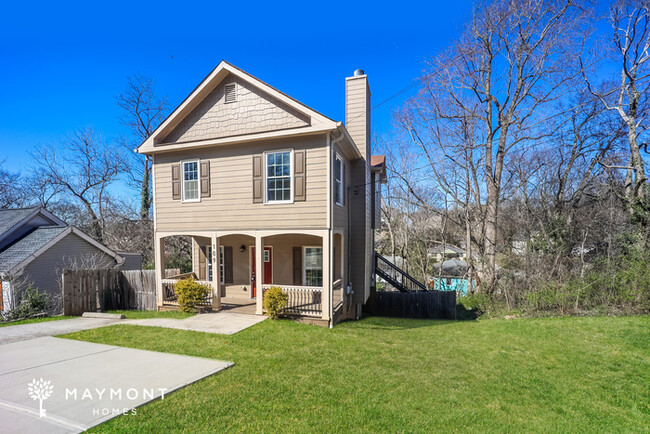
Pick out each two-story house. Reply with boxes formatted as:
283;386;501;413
138;61;386;326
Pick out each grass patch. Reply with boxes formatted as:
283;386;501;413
63;316;650;432
106;310;194;320
0;316;74;327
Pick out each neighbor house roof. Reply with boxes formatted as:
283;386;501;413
0;207;65;237
0;226;68;273
429;244;465;255
0;207;124;276
370;154;387;181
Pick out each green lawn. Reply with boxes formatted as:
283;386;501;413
0;316;74;327
63;316;650;432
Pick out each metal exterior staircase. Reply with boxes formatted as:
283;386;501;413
374;252;427;292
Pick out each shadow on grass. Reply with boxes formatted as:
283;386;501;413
344;315;460;331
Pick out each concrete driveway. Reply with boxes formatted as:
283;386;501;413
0;318;122;345
0;336;232;433
0;312;266;346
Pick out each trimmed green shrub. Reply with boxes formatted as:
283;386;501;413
6;285;49;321
174;277;211;313
263;286;288;319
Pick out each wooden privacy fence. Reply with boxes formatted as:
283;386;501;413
62;269;157;316
365;290;457;320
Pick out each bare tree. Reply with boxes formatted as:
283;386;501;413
396;0;589;291
0;160;25;208
584;0;650;223
117;74;168;219
30;129;128;242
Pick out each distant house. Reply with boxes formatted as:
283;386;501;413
428;244;467;262
117;252;143;270
0;207;123;315
431;258;474;295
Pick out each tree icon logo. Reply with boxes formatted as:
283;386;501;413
28;378;54;417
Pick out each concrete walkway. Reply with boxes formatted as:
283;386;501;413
0;312;267;345
123;312;267;335
0;336;231;433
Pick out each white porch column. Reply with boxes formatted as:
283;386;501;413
212;232;221;310
322;230;332;321
255;233;264;315
154;235;165;308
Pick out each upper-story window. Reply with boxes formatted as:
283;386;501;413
182;160;200;202
266;150;292;203
335;153;344;206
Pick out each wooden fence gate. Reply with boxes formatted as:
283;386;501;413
62;269;156;316
364;290;457;320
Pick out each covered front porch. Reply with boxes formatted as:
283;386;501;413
155;230;344;322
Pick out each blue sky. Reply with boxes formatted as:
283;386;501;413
0;0;472;170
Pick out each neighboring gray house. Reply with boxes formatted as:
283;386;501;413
0;207;123;315
428;244;467;262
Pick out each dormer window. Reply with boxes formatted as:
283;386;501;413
225;83;237;103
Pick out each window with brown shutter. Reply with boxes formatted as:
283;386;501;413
252;154;263;203
200;160;211;198
171;163;181;200
294;150;306;202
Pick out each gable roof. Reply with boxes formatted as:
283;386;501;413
0;226;68;273
137;60;339;154
0;207;65;235
0;225;124;276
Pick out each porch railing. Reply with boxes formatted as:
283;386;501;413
262;284;322;317
162;278;213;306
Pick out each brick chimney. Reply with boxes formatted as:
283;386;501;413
345;69;371;161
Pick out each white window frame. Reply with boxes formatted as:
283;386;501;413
264;149;294;204
303;245;323;287
181;159;201;203
335;153;344;206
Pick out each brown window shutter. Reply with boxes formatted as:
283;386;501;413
224;246;233;284
294;150;306;201
252;154;263;203
293;246;302;285
171;163;181;200
200;160;211;198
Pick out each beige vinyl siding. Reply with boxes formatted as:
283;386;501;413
154;135;328;232
17;233;116;315
333;143;352;231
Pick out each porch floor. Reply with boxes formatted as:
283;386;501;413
220;297;257;315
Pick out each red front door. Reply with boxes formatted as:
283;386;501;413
251;247;272;297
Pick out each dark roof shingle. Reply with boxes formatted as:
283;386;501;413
0;207;39;236
0;226;68;273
